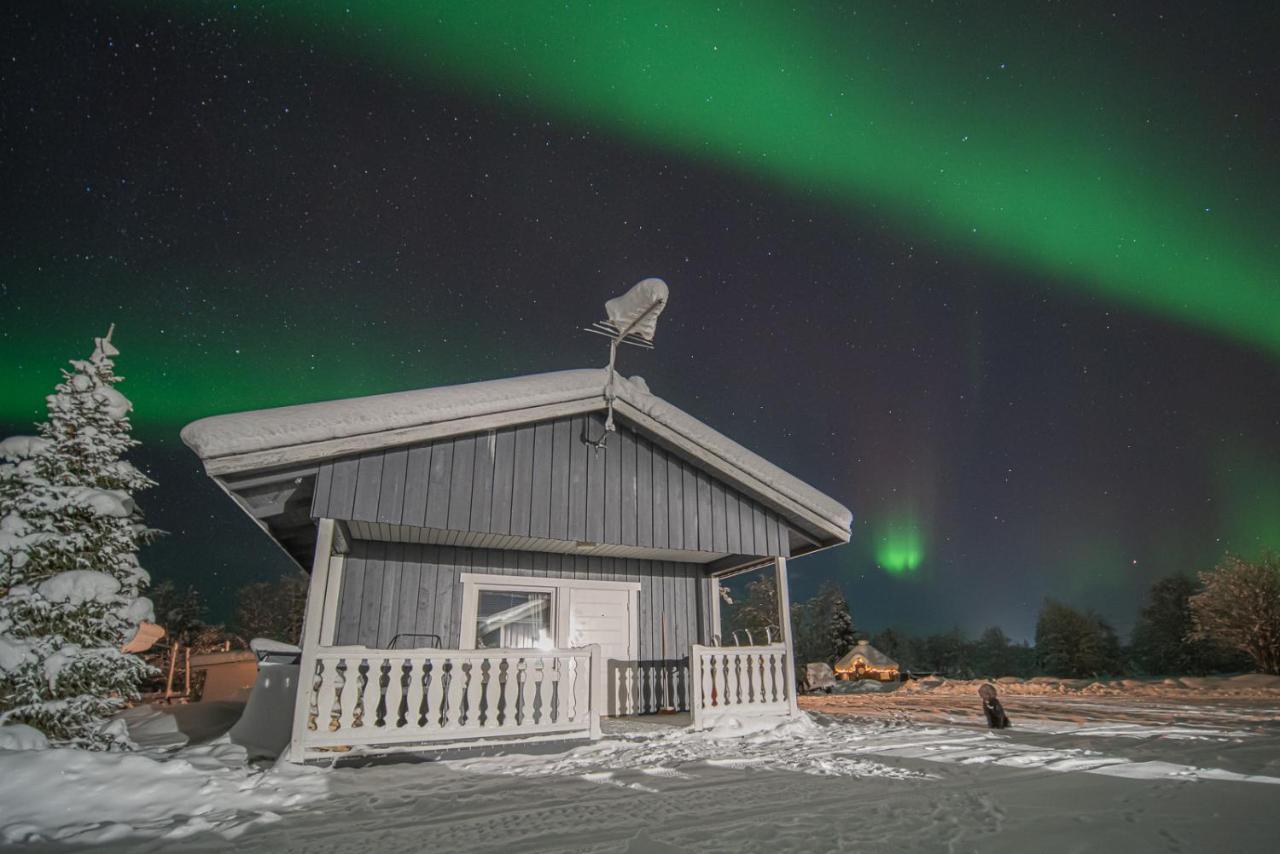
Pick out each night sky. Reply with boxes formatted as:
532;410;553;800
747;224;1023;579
2;2;1277;641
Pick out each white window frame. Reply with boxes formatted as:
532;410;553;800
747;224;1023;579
459;572;640;655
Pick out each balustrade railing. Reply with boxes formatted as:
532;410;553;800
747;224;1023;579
296;645;602;757
688;643;792;728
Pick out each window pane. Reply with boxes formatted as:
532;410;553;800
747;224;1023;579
475;590;552;649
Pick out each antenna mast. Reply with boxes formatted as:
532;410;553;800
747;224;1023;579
583;277;669;448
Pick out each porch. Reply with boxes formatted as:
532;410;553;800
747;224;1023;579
289;521;799;760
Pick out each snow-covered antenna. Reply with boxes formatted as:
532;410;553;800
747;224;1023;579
92;323;119;363
583;277;668;448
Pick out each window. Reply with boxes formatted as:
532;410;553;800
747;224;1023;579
474;589;552;650
459;573;641;654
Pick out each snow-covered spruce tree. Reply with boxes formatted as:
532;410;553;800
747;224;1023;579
817;581;857;662
0;327;157;748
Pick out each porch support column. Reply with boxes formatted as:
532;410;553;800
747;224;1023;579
773;556;800;715
288;518;337;762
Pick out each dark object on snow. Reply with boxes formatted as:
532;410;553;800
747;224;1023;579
802;662;836;693
978;683;1011;729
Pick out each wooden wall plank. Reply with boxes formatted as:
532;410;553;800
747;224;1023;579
585;422;606;543
414;557;437;642
710;479;727;553
737;491;755;554
469;432;496;534
447;437;476;531
510;425;535;537
682;465;699;552
437;546;458;647
666;455;683;550
635;437;651;548
605;424;622;544
424;441;453;529
377;540;403;647
549;418;571;540
401;445;432;528
619;429;637;546
567;416;588;541
530;421;554;538
650;443;668;547
753;505;768;556
334;547;365;645
695;471;712;552
327;457;360;520
376;448;409;525
352;452;384;522
357;540;386;647
489;429;515;535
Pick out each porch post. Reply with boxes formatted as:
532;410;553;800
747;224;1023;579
709;576;722;644
287;518;336;762
773;556;800;715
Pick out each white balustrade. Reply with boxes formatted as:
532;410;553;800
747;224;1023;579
298;644;602;757
688;643;793;729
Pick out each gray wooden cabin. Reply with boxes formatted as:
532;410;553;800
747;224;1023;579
182;369;851;757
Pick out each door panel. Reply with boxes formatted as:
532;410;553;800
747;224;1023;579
567;587;635;716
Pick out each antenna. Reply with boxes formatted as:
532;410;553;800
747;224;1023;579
583;277;668;449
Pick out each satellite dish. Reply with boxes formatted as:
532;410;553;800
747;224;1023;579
583;278;668;447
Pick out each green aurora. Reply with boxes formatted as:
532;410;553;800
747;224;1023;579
0;261;493;435
236;1;1280;356
874;518;925;577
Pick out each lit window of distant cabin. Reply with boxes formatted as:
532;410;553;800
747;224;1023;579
475;590;552;650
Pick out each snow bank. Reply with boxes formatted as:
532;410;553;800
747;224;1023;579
0;724;49;751
0;741;327;845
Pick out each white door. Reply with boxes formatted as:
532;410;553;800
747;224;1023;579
566;587;635;715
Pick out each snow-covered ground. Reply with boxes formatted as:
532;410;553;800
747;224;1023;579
5;685;1280;852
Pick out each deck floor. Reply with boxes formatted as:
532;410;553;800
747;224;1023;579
601;712;692;736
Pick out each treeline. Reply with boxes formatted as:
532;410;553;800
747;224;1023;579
723;551;1280;679
148;571;308;653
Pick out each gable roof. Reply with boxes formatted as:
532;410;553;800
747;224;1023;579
835;640;898;670
181;368;852;550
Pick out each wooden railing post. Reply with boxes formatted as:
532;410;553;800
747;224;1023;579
288;518;336;762
689;644;705;728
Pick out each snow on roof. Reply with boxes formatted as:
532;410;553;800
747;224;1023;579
181;368;852;537
835;640;898;671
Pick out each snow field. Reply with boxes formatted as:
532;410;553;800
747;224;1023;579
0;738;326;845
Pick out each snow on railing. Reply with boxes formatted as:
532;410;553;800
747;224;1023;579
688;643;792;729
296;645;602;758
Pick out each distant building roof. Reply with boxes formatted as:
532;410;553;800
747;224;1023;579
835;640;898;671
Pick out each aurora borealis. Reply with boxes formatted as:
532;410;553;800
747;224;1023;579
2;2;1277;637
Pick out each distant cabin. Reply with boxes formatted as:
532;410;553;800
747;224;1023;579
834;640;899;682
182;369;851;759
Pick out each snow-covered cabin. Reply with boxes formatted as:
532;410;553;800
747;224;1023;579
834;640;899;682
182;369;851;760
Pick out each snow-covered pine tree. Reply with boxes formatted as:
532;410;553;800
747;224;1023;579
816;581;857;662
0;327;157;748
